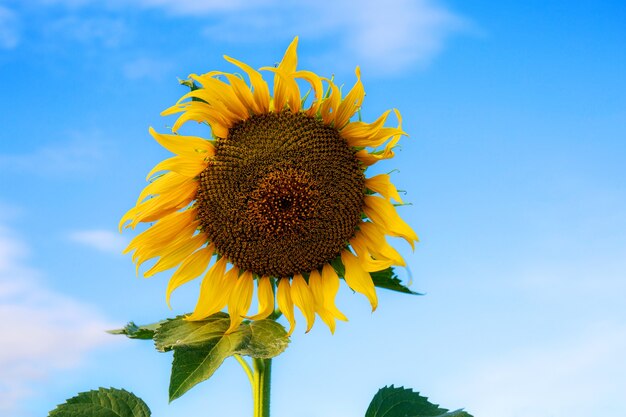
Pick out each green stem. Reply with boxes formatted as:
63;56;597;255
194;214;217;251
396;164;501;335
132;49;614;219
252;358;272;417
233;354;254;387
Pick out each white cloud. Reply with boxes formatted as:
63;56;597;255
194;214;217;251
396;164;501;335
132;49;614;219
0;5;20;49
0;223;115;415
201;0;468;75
68;229;128;253
27;0;467;74
0;134;107;176
449;323;626;417
347;0;465;70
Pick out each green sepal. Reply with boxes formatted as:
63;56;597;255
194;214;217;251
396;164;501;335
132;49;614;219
155;313;289;401
177;78;208;104
365;385;472;417
178;78;200;91
48;387;150;417
330;256;346;276
107;320;165;340
370;268;420;295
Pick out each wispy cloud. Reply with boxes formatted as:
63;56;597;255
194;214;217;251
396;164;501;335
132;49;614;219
201;0;468;75
449;323;626;417
0;133;107;176
0;223;115;416
346;0;466;71
68;229;128;253
22;0;467;75
0;5;19;49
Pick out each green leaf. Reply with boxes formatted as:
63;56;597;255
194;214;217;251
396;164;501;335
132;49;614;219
159;313;289;401
108;320;165;340
153;312;230;352
48;387;150;417
370;268;420;295
245;320;290;358
169;341;241;402
365;385;472;417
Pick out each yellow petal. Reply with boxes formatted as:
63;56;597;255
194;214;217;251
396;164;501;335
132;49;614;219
143;233;206;277
320;79;341;125
248;276;275;320
334;67;365;129
136;172;190;205
341;110;391;144
342;113;406;149
128;219;199;268
129;198;193;226
186;75;248;122
166;245;215;307
278;36;299;73
124;209;197;256
365;174;403;203
277;278;296;336
146;155;207;180
129;221;198;261
260;67;301;113
363;195;418;249
294;70;323;116
290;274;316;333
354;109;404;166
167;104;230;138
122;179;197;229
227;270;254;333
187;257;229;320
263;36;299;113
175;102;230;128
364;126;408;148
308;269;337;333
161;101;189;116
148;127;215;159
179;80;237;122
321;264;348;321
358;222;406;267
349;233;395;272
120;203;181;232
355;147;395;166
341;250;378;311
212;71;256;115
223;55;270;114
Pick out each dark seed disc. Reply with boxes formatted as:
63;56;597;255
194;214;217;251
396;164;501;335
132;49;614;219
196;112;364;277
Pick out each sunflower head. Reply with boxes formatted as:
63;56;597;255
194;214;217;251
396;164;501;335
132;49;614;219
121;37;417;335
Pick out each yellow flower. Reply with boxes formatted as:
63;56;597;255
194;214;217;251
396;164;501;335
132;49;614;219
121;37;417;335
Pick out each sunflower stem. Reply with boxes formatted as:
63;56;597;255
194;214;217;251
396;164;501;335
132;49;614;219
252;357;272;417
234;354;254;387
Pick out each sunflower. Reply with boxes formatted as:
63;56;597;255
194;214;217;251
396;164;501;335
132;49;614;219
121;37;417;335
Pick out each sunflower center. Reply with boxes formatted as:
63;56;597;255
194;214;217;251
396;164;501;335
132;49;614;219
197;112;364;277
247;168;320;236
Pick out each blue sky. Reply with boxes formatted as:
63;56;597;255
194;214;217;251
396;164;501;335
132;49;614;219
1;0;625;416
